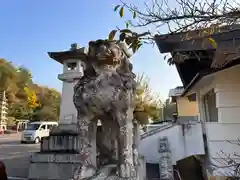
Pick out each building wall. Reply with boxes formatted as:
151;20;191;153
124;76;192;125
139;123;205;165
215;65;240;123
198;65;240;123
205;122;240;172
196;65;240;176
176;97;199;117
139;125;183;164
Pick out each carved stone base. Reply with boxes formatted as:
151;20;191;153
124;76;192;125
76;164;138;180
41;132;80;153
28;153;96;180
28;126;97;180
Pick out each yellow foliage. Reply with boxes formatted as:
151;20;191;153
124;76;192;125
134;74;162;124
24;87;40;108
207;37;217;48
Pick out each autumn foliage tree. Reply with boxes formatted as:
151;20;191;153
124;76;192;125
134;74;163;124
0;59;60;122
0;59;17;91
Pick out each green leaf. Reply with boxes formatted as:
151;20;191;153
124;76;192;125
114;5;121;12
125;22;129;28
133;11;137;19
137;43;143;50
131;43;138;53
120;29;132;34
119;7;124;17
108;30;117;40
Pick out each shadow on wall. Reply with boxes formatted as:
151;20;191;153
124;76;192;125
174;156;205;180
146;163;160;180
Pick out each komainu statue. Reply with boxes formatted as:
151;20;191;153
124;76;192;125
73;40;138;179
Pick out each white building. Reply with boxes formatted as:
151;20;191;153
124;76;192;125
153;24;240;179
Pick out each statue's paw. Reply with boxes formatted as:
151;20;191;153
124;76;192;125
73;164;96;180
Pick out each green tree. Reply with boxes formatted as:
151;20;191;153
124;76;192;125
9;103;32;120
163;98;177;120
16;67;33;88
32;87;60;121
0;59;61;122
33;106;58;121
0;59;17;124
0;59;17;91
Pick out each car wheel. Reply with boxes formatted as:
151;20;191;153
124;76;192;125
20;141;25;144
34;137;40;144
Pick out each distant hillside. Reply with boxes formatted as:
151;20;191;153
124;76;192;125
0;58;165;125
0;58;60;122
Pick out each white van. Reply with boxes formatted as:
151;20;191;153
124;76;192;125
21;121;58;144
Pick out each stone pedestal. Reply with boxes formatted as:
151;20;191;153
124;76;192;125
28;124;97;180
28;153;95;180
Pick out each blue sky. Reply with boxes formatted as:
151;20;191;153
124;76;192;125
0;0;181;100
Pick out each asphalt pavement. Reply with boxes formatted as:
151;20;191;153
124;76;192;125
0;133;40;179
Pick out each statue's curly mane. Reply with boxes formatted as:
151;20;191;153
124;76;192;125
73;40;136;117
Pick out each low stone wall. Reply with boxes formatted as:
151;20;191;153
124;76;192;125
28;153;87;180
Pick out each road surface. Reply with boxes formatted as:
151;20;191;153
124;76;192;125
0;133;40;178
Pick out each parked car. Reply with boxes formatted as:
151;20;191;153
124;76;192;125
21;121;58;144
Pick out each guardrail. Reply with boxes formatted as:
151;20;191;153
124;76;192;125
140;123;174;140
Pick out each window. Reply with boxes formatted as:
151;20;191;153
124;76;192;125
203;89;218;122
26;124;40;130
67;62;77;71
39;125;46;130
47;124;57;130
187;93;197;101
47;125;52;130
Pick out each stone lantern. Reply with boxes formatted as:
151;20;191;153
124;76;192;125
28;44;92;180
48;43;86;131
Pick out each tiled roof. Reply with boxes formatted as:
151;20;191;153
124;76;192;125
168;86;184;97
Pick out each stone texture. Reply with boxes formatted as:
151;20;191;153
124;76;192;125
72;40;138;179
28;40;143;180
158;137;174;180
28;153;94;180
29;163;84;180
40;133;81;153
30;153;84;163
